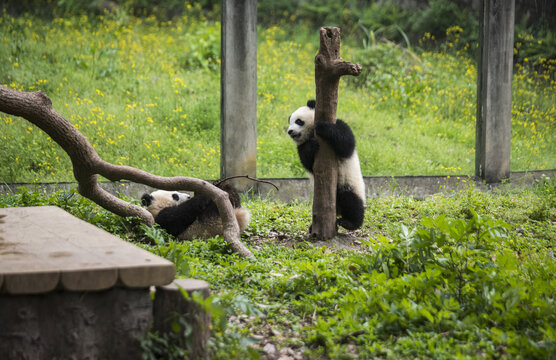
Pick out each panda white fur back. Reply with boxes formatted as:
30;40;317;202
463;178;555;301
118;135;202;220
179;208;250;240
141;185;250;240
338;152;365;204
288;99;366;230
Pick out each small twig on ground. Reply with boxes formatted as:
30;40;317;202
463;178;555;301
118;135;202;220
214;175;279;192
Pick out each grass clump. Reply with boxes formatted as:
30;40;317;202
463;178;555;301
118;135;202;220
1;179;554;359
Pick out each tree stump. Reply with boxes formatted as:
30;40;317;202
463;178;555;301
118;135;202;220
153;279;211;360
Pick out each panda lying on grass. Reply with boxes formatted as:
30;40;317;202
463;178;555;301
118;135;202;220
287;100;365;230
141;182;250;240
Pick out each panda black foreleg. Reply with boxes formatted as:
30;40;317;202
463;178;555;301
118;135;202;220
196;182;242;223
297;138;319;173
214;181;242;208
336;186;365;230
156;195;212;237
315;119;355;159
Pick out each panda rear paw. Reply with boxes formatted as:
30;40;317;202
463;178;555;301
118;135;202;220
337;218;362;231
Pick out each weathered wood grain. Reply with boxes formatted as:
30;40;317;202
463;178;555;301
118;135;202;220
0;287;152;359
0;206;175;294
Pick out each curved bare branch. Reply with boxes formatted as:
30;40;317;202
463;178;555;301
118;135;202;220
0;85;254;258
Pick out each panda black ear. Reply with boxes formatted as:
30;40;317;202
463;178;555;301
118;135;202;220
307;100;316;109
141;193;153;206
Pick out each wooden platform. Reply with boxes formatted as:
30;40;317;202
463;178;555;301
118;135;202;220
0;206;213;359
0;206;175;294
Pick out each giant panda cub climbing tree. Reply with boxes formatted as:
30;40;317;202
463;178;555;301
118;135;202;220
287;100;365;231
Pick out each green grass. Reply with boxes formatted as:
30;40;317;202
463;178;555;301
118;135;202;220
0;12;554;183
1;8;554;359
1;179;554;359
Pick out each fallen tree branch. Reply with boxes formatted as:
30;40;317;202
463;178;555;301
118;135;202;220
0;85;254;258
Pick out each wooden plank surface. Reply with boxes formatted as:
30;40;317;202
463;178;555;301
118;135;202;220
0;206;175;294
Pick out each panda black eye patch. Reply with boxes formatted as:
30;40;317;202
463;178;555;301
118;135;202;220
172;193;180;201
141;193;153;206
295;119;304;126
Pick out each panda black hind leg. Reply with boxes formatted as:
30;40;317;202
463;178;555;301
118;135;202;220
336;186;365;230
315;119;356;159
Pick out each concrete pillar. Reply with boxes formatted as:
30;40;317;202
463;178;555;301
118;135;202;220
220;0;257;190
475;0;515;183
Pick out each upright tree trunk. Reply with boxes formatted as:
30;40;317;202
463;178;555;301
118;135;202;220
312;27;361;240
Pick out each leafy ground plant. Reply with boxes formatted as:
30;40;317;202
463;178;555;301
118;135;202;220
1;179;554;359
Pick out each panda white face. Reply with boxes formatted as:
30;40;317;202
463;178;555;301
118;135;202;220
287;105;315;145
141;190;191;218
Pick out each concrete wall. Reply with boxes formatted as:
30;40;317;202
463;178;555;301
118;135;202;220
1;171;553;204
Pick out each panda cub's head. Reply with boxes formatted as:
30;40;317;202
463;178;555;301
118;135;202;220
287;100;316;145
141;190;190;218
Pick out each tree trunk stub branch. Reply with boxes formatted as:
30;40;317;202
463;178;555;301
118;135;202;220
312;27;362;240
0;85;254;258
